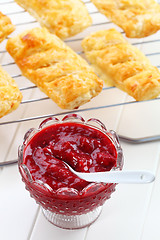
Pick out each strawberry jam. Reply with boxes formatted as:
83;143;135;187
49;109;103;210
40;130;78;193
19;116;123;216
23;122;117;192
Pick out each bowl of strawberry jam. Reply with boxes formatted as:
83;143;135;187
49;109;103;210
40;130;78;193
18;114;123;229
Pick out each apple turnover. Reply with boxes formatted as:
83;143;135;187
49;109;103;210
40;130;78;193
91;0;160;38
6;27;103;109
0;12;15;43
82;28;160;101
0;66;22;118
14;0;92;39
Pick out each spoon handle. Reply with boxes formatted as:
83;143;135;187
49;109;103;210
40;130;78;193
77;170;155;184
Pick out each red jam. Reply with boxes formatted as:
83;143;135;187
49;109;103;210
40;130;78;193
24;122;117;193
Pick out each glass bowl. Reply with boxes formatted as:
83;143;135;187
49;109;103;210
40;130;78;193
18;114;124;229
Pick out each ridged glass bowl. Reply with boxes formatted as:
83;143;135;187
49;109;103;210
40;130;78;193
18;114;124;229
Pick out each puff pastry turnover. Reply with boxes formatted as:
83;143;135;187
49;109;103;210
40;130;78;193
82;28;160;101
6;27;103;109
14;0;92;39
0;12;15;43
91;0;160;38
0;66;22;118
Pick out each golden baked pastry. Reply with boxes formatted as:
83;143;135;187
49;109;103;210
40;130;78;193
14;0;92;39
6;27;103;109
91;0;160;38
0;66;22;118
82;28;160;101
0;12;15;43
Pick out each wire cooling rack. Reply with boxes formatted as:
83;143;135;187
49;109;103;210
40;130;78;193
0;0;160;166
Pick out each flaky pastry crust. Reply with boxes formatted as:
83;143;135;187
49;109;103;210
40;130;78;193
0;12;15;43
0;66;22;118
14;0;92;39
6;27;103;109
91;0;160;38
82;28;160;101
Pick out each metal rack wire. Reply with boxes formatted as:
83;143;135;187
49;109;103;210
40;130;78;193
0;0;160;165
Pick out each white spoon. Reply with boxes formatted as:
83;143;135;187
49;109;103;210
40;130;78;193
65;163;155;184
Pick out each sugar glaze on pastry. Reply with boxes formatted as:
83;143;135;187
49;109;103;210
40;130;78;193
0;66;22;118
91;0;160;38
14;0;92;39
6;27;103;109
82;28;160;101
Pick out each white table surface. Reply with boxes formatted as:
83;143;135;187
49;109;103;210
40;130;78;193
0;1;160;240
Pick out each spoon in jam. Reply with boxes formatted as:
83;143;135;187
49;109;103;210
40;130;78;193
64;163;155;184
